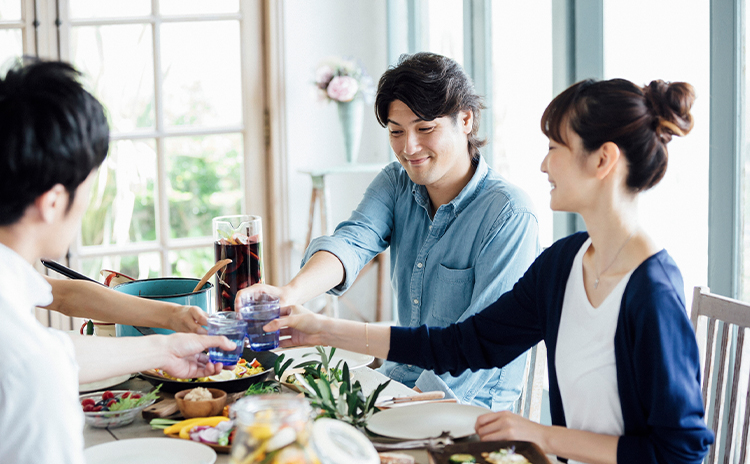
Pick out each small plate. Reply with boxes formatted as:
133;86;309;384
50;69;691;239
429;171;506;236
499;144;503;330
84;437;217;464
165;433;231;454
274;346;374;370
366;402;489;440
79;374;132;393
428;441;551;464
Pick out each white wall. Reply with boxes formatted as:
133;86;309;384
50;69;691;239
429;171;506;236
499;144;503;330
281;0;391;320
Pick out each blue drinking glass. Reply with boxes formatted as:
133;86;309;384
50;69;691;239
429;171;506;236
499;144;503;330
238;292;280;351
207;312;247;367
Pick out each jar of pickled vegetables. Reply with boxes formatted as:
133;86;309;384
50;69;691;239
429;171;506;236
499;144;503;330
230;395;319;464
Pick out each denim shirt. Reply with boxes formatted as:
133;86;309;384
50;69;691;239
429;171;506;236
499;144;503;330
302;156;539;410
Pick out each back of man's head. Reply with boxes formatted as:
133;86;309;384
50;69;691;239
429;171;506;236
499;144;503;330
374;52;486;159
0;59;109;226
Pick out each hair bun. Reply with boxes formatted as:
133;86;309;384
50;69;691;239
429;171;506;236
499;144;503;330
643;80;696;143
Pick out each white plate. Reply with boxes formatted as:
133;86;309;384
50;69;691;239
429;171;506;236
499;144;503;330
84;438;216;464
366;402;489;439
274;346;374;370
79;374;132;393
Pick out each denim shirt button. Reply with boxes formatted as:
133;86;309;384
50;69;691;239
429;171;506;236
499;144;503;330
417;262;423;268
413;299;419;305
428;225;432;230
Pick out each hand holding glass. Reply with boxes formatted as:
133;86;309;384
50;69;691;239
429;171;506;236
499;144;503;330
238;291;280;351
207;312;247;367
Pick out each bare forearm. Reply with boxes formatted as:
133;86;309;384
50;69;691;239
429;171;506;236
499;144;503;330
284;251;346;305
542;426;618;464
45;277;179;329
69;334;169;383
319;318;391;359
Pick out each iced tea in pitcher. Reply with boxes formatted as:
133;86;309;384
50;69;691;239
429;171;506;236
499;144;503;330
213;215;263;312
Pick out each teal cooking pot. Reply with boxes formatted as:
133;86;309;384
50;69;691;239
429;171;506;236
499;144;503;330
113;278;213;337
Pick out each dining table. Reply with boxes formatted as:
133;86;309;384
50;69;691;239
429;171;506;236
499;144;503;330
82;366;563;464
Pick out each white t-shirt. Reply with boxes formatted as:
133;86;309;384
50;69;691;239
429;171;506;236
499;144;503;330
556;238;633;464
0;243;85;464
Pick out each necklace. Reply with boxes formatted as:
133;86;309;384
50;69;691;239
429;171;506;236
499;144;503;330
593;230;636;289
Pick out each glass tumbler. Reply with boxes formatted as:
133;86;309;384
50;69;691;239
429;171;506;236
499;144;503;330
207;312;247;367
238;291;280;351
230;395;318;464
213;215;264;312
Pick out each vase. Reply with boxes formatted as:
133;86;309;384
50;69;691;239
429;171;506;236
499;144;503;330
337;97;364;164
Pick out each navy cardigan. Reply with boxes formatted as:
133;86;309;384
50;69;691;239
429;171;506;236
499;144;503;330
389;232;713;464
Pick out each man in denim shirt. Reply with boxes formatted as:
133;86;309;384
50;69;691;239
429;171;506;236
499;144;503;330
243;53;539;410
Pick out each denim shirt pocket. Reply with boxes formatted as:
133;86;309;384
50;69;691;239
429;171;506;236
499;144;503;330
431;264;475;325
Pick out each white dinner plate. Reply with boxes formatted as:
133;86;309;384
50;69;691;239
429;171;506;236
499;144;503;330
366;402;489;440
84;438;216;464
79;374;132;393
274;346;374;370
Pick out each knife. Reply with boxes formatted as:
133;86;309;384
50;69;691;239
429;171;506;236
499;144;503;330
376;391;446;406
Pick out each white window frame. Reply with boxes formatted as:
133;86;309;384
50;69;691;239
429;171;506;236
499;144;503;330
51;0;269;281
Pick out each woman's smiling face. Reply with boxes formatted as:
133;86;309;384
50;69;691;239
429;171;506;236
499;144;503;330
540;126;592;213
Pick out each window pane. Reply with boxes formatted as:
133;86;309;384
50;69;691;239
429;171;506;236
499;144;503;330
491;0;554;248
68;0;150;19
166;134;243;239
170;247;214;279
81;139;157;247
159;0;239;15
0;30;22;67
0;0;21;20
80;253;161;281
161;21;242;128
424;0;463;65
69;25;155;133
604;0;709;305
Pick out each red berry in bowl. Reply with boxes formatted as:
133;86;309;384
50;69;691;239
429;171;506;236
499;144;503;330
102;391;114;400
106;399;117;407
82;404;95;412
131;394;142;399
92;405;103;412
121;392;131;399
81;398;95;407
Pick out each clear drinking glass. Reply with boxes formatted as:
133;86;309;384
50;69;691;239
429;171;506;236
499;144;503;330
206;312;247;367
238;291;280;351
213;215;263;312
230;395;318;464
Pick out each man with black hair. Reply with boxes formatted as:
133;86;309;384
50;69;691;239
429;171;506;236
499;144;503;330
0;60;236;464
242;53;539;410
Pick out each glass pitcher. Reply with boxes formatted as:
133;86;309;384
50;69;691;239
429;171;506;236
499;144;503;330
212;215;263;312
230;395;319;464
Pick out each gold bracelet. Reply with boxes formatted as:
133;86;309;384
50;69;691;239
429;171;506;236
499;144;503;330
365;322;370;355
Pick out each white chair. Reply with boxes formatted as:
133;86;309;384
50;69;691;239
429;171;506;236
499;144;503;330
519;341;547;422
690;286;750;464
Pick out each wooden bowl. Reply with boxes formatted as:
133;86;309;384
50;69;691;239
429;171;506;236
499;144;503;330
175;388;227;418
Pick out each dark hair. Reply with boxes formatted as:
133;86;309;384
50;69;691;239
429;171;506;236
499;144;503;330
375;52;486;159
0;59;109;226
541;78;695;191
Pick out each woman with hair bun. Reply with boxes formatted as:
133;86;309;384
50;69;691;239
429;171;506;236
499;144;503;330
264;78;714;464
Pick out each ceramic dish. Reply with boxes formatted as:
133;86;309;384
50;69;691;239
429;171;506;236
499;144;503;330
140;348;276;394
84;437;217;464
366;402;489;440
79;374;132;393
428;441;551;464
165;433;231;454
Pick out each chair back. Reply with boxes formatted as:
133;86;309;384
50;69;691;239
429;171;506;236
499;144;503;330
690;286;750;464
519;342;546;422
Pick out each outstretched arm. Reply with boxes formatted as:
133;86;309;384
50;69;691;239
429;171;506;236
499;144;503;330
69;333;237;383
44;277;209;334
237;250;345;308
263;305;391;359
